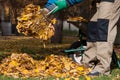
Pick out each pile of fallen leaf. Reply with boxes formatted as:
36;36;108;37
0;53;91;80
17;4;56;41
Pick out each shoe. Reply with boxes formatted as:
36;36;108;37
87;70;100;76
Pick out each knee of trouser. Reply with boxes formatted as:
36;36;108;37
96;19;109;41
87;19;109;42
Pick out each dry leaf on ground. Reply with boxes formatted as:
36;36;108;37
0;53;91;80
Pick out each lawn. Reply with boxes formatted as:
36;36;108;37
0;35;120;80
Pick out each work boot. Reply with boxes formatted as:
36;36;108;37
87;70;101;76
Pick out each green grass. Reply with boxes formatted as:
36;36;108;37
0;75;86;80
91;69;120;80
0;70;120;80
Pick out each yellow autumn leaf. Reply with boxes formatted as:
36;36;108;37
51;18;57;24
76;66;84;71
17;16;28;21
64;78;71;80
67;16;88;22
84;75;91;80
9;60;19;67
34;68;39;73
40;22;46;26
54;73;63;78
30;58;35;64
64;63;71;70
22;70;30;75
3;71;7;75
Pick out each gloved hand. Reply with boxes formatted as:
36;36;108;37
44;0;67;14
44;0;84;14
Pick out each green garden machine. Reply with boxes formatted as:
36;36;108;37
63;18;120;68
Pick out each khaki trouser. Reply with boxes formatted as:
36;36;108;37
82;0;120;75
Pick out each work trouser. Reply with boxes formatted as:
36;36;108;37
82;0;120;75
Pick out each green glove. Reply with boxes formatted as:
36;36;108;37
53;0;67;13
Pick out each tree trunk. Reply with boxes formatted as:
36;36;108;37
1;0;12;36
51;12;63;43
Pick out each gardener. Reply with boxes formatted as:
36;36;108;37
42;0;120;76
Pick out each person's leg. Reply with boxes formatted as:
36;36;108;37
82;42;97;68
82;5;100;68
93;0;120;75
